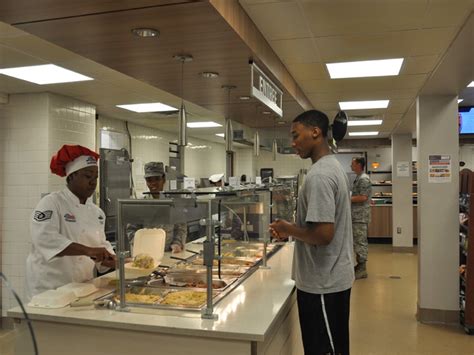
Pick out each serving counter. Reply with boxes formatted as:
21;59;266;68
8;244;302;355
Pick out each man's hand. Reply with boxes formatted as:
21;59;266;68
170;244;183;254
87;247;115;263
269;219;293;241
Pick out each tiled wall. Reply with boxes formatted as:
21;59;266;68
97;116;229;194
0;93;96;315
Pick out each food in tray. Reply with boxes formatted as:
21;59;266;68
192;257;256;267
160;290;208;307
132;253;155;269
170;263;246;276
117;293;162;304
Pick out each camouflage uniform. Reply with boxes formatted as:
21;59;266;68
351;173;372;263
127;195;186;251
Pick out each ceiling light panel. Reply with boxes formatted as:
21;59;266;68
468;81;474;87
0;64;93;84
458;99;464;103
349;131;379;136
187;121;222;128
116;102;177;112
348;120;383;126
339;100;389;110
326;58;404;79
215;133;225;137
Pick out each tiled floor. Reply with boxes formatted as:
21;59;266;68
1;245;474;354
351;244;474;355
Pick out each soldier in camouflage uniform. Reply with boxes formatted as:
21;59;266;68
126;162;185;253
351;157;372;279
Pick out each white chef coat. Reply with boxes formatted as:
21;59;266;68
26;188;114;299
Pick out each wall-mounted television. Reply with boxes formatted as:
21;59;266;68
459;107;474;134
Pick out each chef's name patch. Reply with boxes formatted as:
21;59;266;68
34;210;53;222
64;213;76;222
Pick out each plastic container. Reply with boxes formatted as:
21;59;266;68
122;228;166;278
28;289;77;308
57;282;98;297
133;228;166;264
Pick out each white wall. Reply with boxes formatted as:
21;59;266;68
0;93;96;315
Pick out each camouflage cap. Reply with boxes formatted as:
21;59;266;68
144;162;165;178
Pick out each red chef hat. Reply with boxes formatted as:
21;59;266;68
50;145;99;177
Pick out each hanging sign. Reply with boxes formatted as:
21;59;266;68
250;62;283;117
428;155;452;183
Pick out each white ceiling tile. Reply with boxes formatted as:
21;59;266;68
300;0;429;37
422;0;474;28
315;27;458;62
285;62;327;81
387;99;413;114
241;2;311;40
402;55;440;75
307;89;420;103
300;75;428;95
270;38;321;64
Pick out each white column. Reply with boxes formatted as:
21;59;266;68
391;134;413;248
416;95;459;323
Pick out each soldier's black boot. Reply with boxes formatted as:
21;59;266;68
355;262;368;279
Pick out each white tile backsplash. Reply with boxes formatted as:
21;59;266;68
0;93;96;315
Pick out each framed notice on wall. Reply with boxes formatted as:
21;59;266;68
428;155;452;183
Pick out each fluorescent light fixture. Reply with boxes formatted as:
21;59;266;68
339;100;389;110
458;99;464;103
216;133;225;137
348;119;383;126
116;102;177;112
0;64;93;84
349;131;379;136
326;58;404;79
468;81;474;87
187;121;222;128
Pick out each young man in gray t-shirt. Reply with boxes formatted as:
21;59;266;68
270;110;354;355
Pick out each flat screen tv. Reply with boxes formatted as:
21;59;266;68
459;107;474;134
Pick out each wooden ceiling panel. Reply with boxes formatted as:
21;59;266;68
0;1;193;24
0;1;303;129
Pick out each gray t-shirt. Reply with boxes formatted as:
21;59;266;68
292;154;355;294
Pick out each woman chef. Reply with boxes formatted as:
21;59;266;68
26;145;116;298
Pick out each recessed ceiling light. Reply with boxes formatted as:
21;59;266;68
326;58;404;79
349;131;379;136
262;111;272;115
239;96;251;100
0;64;93;85
348;120;383;126
468;81;474;87
458;99;464;103
187;121;222;128
131;28;159;38
200;72;219;78
216;133;225;137
277;121;286;125
339;100;389;110
116;102;177;113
